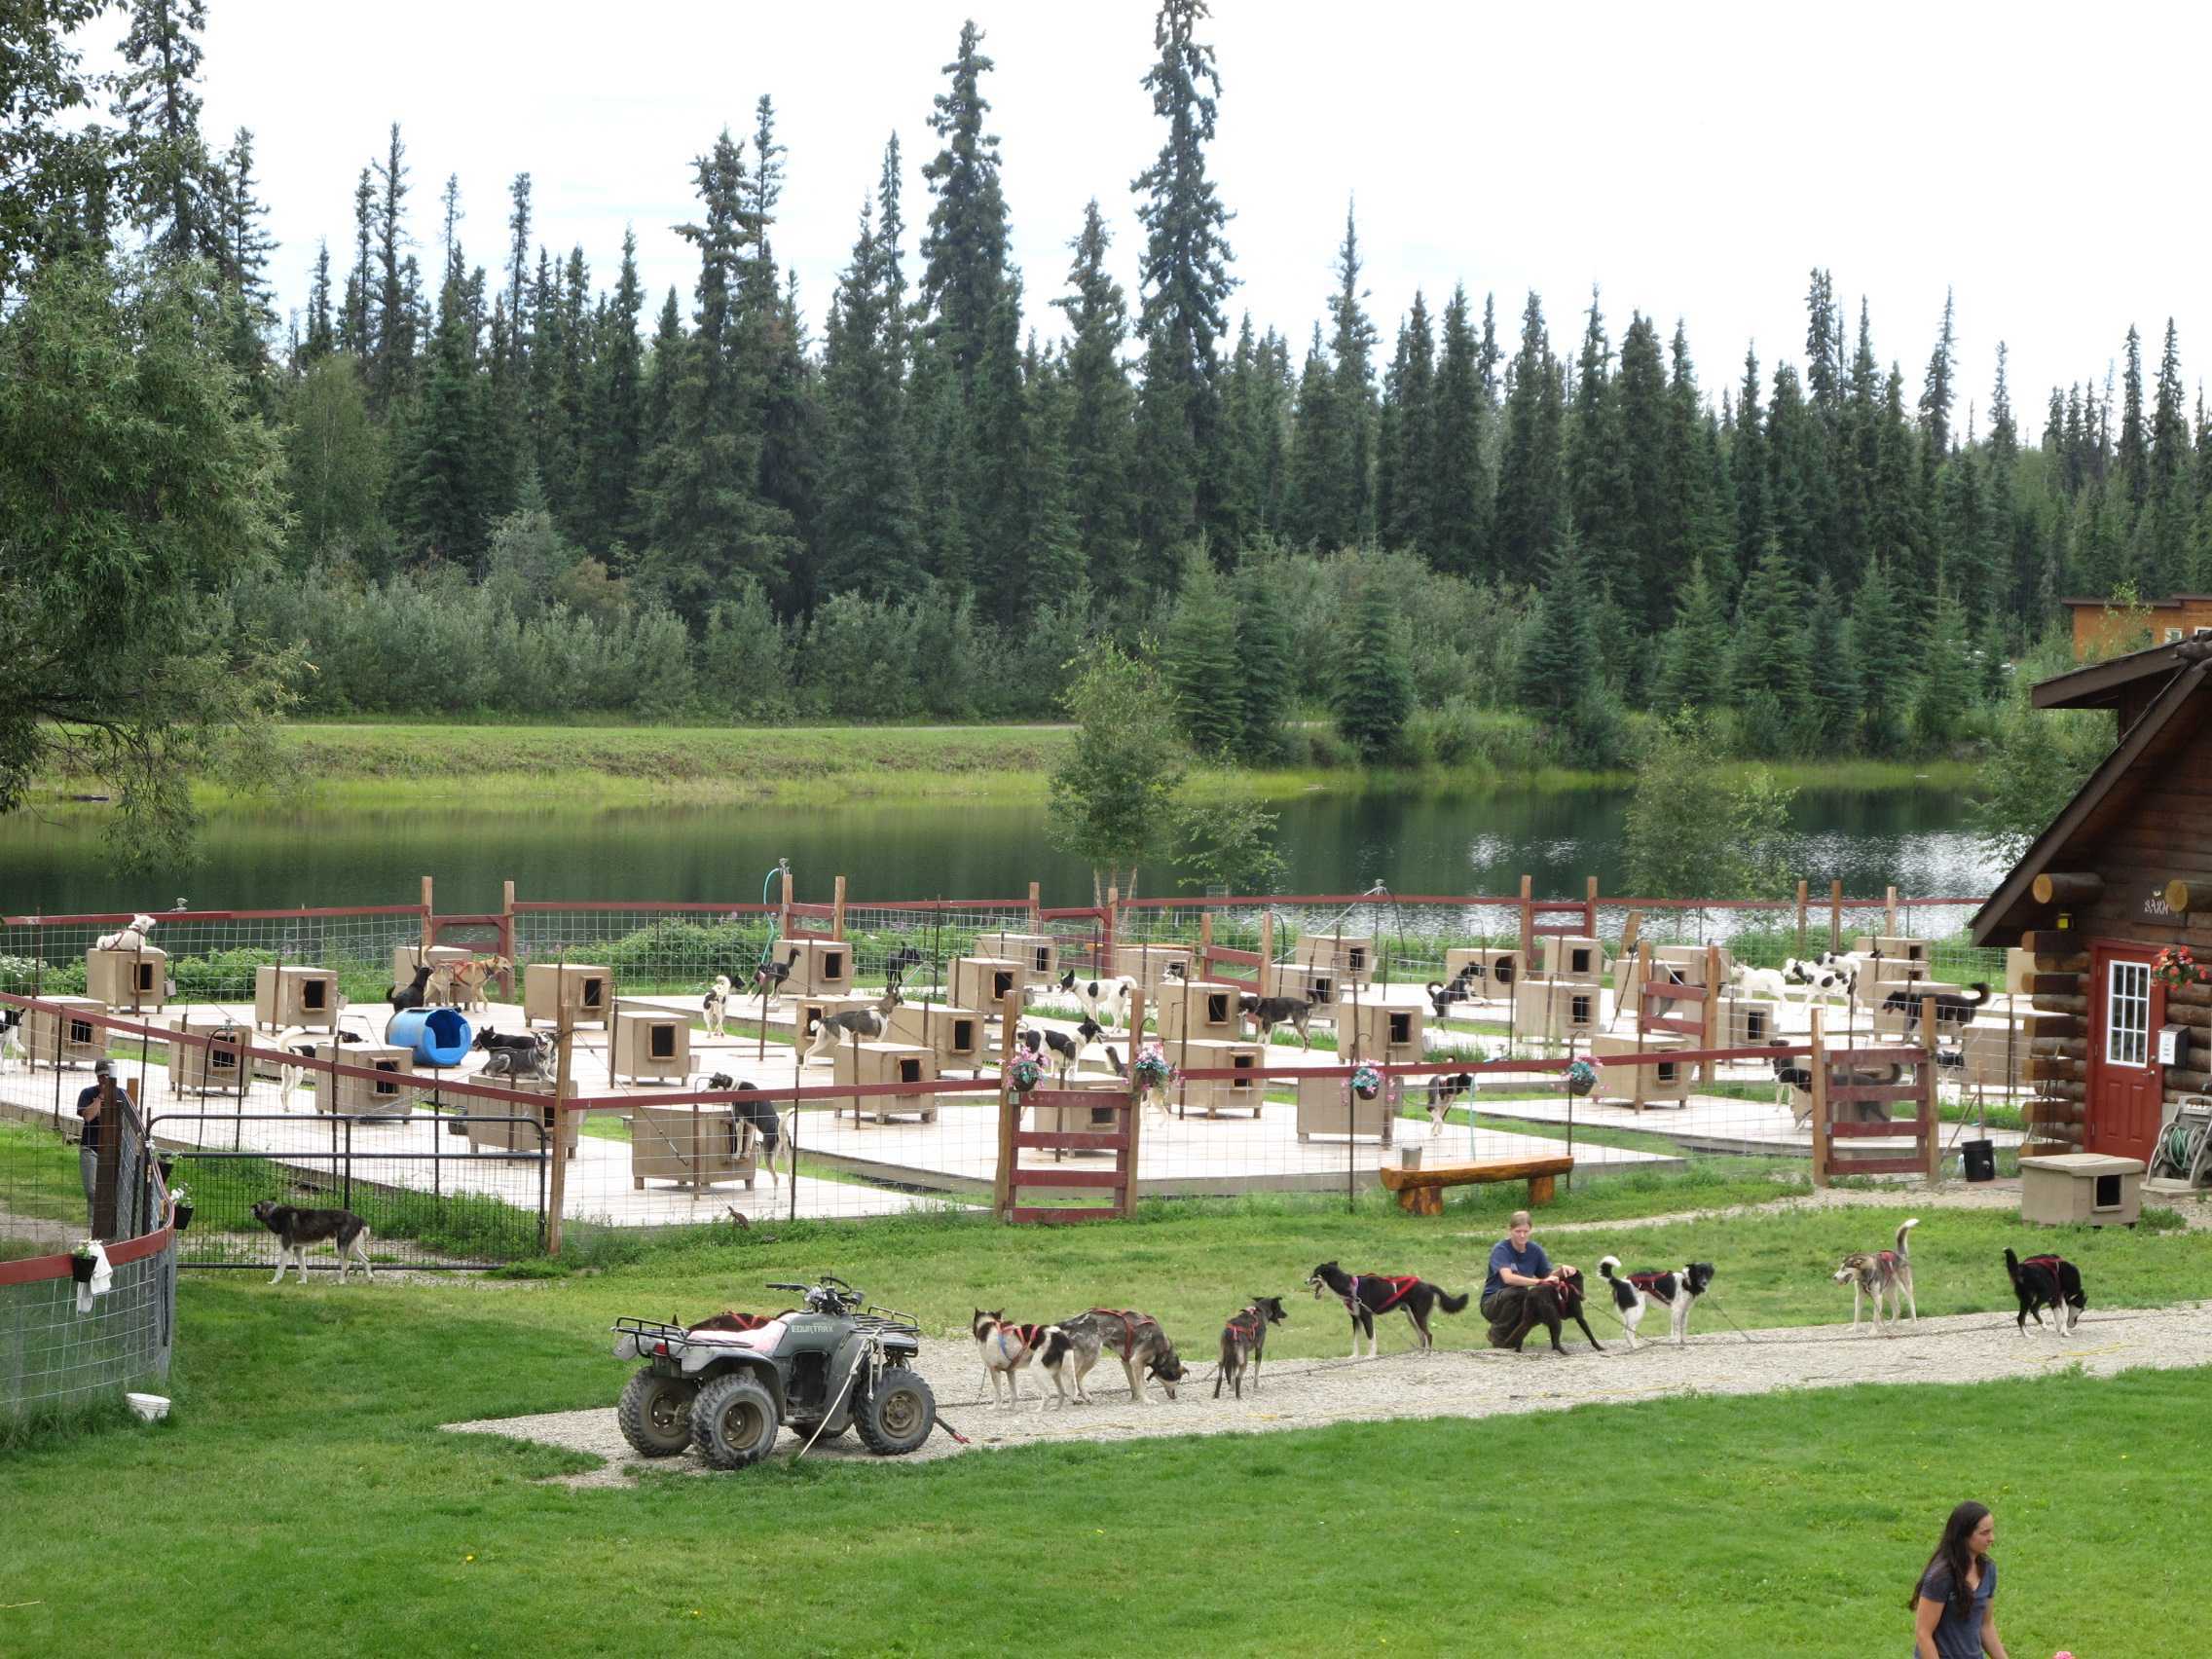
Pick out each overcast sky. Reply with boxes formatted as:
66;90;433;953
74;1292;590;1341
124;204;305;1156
85;1;2212;438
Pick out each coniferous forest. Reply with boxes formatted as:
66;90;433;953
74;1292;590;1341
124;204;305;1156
7;0;2211;777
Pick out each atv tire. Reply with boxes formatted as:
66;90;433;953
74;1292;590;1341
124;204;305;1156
616;1368;696;1457
690;1374;780;1470
854;1367;935;1456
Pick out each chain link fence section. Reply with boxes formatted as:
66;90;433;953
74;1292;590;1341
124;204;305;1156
0;903;431;1013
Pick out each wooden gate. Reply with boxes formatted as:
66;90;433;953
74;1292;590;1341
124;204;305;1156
1809;1002;1939;1184
995;1088;1138;1224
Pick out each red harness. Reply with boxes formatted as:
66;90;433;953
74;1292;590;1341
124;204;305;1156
985;1321;1050;1356
1224;1310;1265;1347
1089;1308;1152;1350
1346;1274;1421;1314
1626;1271;1677;1303
2021;1254;2069;1277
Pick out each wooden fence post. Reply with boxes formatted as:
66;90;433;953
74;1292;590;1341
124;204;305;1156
992;987;1022;1221
1584;874;1600;937
831;874;847;941
1795;879;1809;958
546;1007;574;1257
1519;874;1535;967
1198;910;1214;980
1829;879;1844;954
1027;881;1042;934
1702;942;1721;1083
1921;993;1941;1185
1886;885;1899;941
1809;1006;1829;1189
421;875;435;954
1121;988;1147;1220
500;879;517;1000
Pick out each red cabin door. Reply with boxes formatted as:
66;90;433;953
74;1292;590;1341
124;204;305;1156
2087;943;2164;1162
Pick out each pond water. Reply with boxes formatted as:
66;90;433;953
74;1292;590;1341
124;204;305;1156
0;786;2002;916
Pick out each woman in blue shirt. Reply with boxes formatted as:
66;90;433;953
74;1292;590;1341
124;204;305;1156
1480;1210;1551;1346
1911;1500;2009;1659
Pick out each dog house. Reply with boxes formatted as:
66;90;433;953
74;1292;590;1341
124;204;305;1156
1126;945;1195;993
2019;1152;2145;1227
773;937;853;998
1590;1034;1691;1109
1533;935;1606;984
834;1041;939;1124
1294;1071;1395;1143
1176;1039;1265;1118
167;1015;251;1093
1342;1000;1424;1065
1157;979;1243;1045
25;997;106;1068
391;944;473;1005
254;965;339;1032
86;945;166;1012
949;956;1024;1015
1726;998;1781;1047
1026;1075;1126;1143
1513;977;1600;1043
977;932;1059;987
609;1001;690;1085
523;963;613;1029
465;1092;579;1159
887;1003;983;1071
628;1102;757;1190
790;992;871;1046
1441;947;1518;1002
1853;935;1932;983
314;1042;416;1118
1292;933;1376;984
1264;961;1342;1011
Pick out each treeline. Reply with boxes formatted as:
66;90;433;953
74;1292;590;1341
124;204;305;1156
9;2;2212;768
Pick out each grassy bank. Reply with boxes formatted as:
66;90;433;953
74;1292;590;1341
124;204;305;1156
34;720;1982;808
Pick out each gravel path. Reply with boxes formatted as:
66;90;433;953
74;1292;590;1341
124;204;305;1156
444;1296;2212;1489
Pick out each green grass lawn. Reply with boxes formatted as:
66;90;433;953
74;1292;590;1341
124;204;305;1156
2;1187;2201;1655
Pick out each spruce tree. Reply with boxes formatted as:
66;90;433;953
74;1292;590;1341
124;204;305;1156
576;227;645;558
917;20;1011;395
1911;582;1977;749
1162;553;1240;753
1519;512;1598;718
1609;312;1669;617
1382;289;1435;556
1429;284;1490;577
1331;568;1412;761
1494;291;1565;586
1729;535;1813;753
1282;324;1335;547
1130;0;1235;571
113;0;221;263
1651;555;1728;713
1231;547;1295;760
2117;323;2148;512
1053;199;1136;590
1325;203;1377;544
820;186;922;596
1846;553;1915;754
1804;571;1856;740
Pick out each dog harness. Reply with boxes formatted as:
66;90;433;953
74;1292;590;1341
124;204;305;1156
2021;1254;2068;1277
1626;1271;1677;1303
991;1321;1051;1356
1344;1274;1421;1314
1088;1308;1153;1350
1224;1309;1264;1346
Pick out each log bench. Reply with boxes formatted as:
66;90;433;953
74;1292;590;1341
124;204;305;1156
1378;1155;1574;1215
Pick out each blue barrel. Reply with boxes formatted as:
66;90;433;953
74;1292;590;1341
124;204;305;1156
386;1007;473;1066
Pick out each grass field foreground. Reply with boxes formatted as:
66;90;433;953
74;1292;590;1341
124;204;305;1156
1;1188;2202;1655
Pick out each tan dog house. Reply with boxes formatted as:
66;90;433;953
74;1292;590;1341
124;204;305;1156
86;946;166;1013
255;965;339;1033
609;1001;690;1085
524;963;613;1029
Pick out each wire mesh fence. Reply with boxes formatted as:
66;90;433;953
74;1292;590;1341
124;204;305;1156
0;879;2023;1265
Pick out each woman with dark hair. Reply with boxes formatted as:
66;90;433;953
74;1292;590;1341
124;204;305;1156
1911;1500;2009;1658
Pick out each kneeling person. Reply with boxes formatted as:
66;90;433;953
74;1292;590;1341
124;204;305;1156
1482;1209;1551;1348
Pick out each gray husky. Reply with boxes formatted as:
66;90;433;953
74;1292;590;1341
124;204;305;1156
1035;1308;1187;1410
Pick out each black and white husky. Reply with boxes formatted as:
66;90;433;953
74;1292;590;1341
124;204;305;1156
1596;1256;1714;1349
702;1073;789;1187
251;1199;374;1285
800;989;898;1065
703;975;733;1038
973;1309;1061;1408
0;1007;26;1070
1307;1261;1469;1357
1014;1017;1105;1082
1238;987;1323;1049
1054;970;1136;1030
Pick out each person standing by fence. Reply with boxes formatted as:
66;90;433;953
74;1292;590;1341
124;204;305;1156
76;1058;116;1235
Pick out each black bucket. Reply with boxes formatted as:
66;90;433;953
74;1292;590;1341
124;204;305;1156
1961;1139;1997;1183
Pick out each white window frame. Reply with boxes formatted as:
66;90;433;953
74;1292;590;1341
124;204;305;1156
2107;960;2151;1068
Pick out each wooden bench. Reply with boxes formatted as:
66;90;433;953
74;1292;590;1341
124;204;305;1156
1378;1156;1574;1215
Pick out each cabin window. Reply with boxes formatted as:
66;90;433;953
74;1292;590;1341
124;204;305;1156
2165;627;2184;644
649;1024;677;1060
2107;960;2151;1067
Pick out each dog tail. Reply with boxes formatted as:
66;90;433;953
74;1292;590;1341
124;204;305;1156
1965;982;1990;1007
1896;1217;1919;1256
1436;1288;1470;1315
2003;1246;2020;1277
1597;1254;1622;1281
1426;981;1444;997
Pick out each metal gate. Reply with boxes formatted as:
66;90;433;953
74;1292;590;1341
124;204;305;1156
147;1112;550;1270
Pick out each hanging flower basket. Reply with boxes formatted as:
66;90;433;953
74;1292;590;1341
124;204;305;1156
2152;944;2208;991
1349;1065;1383;1100
1565;1057;1601;1097
172;1205;194;1234
1129;1043;1176;1092
169;1186;193;1234
1008;1056;1046;1095
70;1241;96;1284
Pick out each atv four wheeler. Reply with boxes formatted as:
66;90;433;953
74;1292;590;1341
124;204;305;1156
611;1275;937;1468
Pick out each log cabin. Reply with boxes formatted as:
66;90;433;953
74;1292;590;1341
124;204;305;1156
1970;636;2212;1163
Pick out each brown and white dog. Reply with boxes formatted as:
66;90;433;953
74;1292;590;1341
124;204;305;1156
973;1309;1059;1408
1215;1294;1288;1399
251;1199;374;1285
1035;1309;1186;1409
1834;1217;1919;1334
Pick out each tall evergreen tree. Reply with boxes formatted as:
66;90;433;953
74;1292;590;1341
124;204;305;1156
820;169;922;596
1162;552;1240;752
1651;554;1729;712
916;19;1011;395
1230;547;1294;759
1130;0;1235;575
1380;289;1434;556
368;123;413;412
1331;566;1412;760
1520;512;1598;717
1325;202;1377;544
1847;552;1915;753
1428;284;1490;578
576;227;646;557
1729;534;1812;752
112;0;221;263
1053;199;1136;590
1493;291;1564;585
2117;323;2148;512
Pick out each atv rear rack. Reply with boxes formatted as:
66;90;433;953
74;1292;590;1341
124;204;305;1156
612;1316;692;1356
